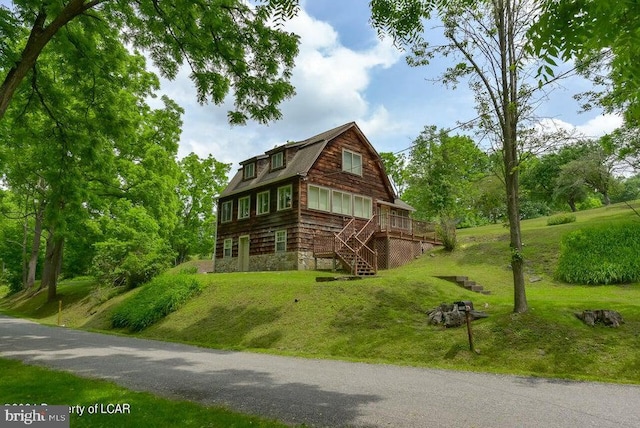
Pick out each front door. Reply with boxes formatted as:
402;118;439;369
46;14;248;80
379;205;389;231
238;235;250;272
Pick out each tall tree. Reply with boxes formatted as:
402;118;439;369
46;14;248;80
1;15;178;300
0;0;300;122
402;126;488;223
602;125;640;172
91;199;173;288
173;153;230;265
371;0;552;313
520;143;591;209
380;152;408;197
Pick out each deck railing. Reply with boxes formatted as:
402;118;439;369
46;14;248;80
356;242;378;273
355;214;378;244
313;214;439;257
379;214;437;241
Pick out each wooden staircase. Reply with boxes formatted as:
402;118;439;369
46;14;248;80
334;217;378;276
434;275;491;295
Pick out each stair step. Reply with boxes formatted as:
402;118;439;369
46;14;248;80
434;275;490;295
435;275;468;282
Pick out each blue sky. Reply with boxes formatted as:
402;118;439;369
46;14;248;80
158;0;621;170
2;0;622;172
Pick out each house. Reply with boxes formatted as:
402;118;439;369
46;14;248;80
214;122;438;275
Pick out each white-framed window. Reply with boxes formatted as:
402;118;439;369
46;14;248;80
238;196;250;219
332;190;352;215
271;151;284;170
221;200;233;223
257;190;270;215
353;195;373;218
275;230;287;253
342;149;362;175
308;185;330;212
223;238;233;258
277;185;292;210
243;162;256;180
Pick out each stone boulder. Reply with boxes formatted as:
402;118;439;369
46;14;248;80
427;303;488;328
576;310;624;327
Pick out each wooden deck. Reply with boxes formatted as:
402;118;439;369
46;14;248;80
313;215;440;272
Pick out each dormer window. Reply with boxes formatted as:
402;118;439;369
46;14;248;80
342;149;362;175
270;151;284;170
243;162;256;180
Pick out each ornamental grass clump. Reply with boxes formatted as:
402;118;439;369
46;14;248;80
111;274;201;331
546;213;576;226
555;222;640;284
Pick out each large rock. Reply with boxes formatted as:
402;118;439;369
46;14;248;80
427;303;487;328
576;310;624;327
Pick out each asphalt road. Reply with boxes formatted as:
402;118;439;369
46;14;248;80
1;314;639;427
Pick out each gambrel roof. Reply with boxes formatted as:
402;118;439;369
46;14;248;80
219;122;412;210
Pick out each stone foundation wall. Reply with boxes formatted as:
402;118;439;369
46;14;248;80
214;242;434;273
215;252;304;273
215;251;341;273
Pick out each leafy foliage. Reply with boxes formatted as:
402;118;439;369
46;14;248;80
546;213;576;226
111;273;201;331
172;153;230;264
379;152;408;196
521;141;617;213
91;201;174;289
576;196;602;211
0;0;300;122
436;217;457;251
403;125;489;222
530;0;640;126
556;222;640;284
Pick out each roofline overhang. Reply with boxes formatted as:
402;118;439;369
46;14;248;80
219;173;303;199
376;199;416;212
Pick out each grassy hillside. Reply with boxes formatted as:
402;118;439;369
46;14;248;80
2;202;640;384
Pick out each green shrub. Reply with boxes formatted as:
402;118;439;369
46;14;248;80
577;196;602;211
546;213;577;226
111;274;201;331
555;221;640;284
436;218;457;251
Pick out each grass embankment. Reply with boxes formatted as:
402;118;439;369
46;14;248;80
0;358;286;428
2;202;640;384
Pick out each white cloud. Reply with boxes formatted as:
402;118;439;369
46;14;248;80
536;113;623;139
156;7;404;168
575;114;624;137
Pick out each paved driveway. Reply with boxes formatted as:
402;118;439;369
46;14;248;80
1;315;639;427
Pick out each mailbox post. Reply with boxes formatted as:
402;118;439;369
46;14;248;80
464;304;475;352
455;300;475;352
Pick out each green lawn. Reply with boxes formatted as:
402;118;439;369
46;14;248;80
0;358;288;427
2;201;640;384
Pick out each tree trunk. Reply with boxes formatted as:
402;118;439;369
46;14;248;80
498;0;527;313
26;206;44;289
41;231;64;302
568;198;577;212
21;212;29;289
602;192;610;205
